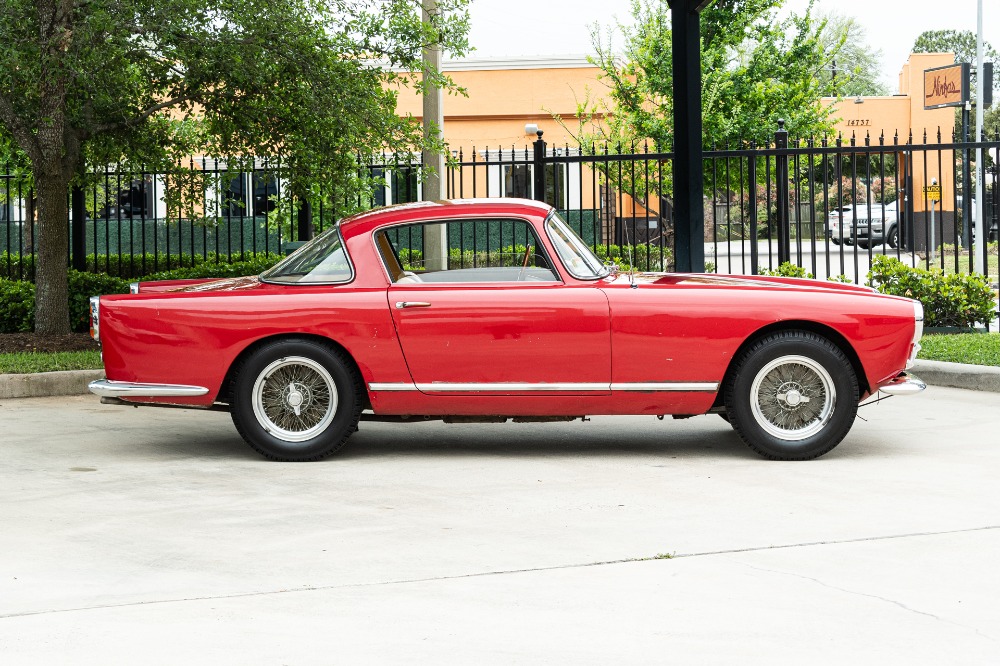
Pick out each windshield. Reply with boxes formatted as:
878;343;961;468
545;211;609;279
260;227;353;284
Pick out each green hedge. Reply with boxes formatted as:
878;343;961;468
1;252;285;281
399;243;673;273
0;255;286;334
867;255;997;328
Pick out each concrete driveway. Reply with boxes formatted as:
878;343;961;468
1;388;998;663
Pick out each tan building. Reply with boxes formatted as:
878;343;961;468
394;53;972;249
822;53;960;224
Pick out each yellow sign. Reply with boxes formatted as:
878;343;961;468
924;185;941;197
924;64;969;109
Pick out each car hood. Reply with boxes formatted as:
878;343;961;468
168;276;263;292
616;272;878;294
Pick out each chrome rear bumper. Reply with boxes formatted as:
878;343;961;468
878;373;927;396
88;380;209;398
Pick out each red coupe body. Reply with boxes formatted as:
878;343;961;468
90;199;924;460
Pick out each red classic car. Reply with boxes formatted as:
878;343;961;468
88;199;925;461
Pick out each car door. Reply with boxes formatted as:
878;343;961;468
381;217;612;396
388;282;611;394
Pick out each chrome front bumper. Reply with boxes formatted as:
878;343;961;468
88;379;209;398
878;373;927;396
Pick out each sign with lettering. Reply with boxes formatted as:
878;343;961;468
923;184;941;197
924;63;970;110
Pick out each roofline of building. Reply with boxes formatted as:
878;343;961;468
438;55;598;71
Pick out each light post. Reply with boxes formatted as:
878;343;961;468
930;178;939;264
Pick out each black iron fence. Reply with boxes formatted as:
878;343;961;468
2;127;999;293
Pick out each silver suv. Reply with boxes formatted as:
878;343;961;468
827;201;900;249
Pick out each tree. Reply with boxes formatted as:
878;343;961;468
584;0;839;152
0;0;470;334
815;13;890;97
913;30;998;70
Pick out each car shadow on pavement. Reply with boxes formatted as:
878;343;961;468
339;418;755;461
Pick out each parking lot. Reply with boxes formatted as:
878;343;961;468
2;387;999;663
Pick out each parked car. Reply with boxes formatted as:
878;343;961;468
827;201;901;248
88;199;925;462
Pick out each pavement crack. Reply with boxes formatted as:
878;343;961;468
732;560;996;643
1;524;997;621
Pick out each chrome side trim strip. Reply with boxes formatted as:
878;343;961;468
367;381;718;393
611;382;719;392
88;380;209;398
368;382;419;392
417;382;608;392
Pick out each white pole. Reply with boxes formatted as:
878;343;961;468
421;0;448;271
974;0;985;265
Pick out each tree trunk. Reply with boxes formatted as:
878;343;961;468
33;171;70;334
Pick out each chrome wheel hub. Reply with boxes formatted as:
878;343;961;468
251;356;338;442
750;355;835;442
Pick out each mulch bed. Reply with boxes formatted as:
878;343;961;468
0;333;100;354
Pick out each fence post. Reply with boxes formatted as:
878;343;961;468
532;130;546;203
71;185;86;271
748;145;758;275
297;198;313;242
774;120;790;265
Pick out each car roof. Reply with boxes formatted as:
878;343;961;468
337;198;555;239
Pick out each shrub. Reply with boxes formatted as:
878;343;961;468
0;257;282;334
760;262;813;278
67;272;131;333
1;252;285;281
867;255;997;328
0;279;35;333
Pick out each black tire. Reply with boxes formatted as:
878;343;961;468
856;240;870;249
886;225;899;249
724;331;859;461
230;339;362;461
830;238;841;246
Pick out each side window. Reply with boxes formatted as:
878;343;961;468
377;218;559;284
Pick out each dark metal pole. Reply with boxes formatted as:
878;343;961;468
774;120;790;264
962;103;972;246
71;185;86;271
669;1;706;272
297;198;313;241
533;130;547;203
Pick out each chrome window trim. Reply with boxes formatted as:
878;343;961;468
368;382;718;393
543;211;609;281
371;215;564;286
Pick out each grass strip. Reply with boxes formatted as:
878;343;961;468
918;333;1000;367
0;350;103;375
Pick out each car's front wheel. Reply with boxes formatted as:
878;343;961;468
230;339;362;461
724;331;859;460
886;225;899;249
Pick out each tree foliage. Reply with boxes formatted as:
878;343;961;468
583;0;839;152
0;0;470;333
913;29;998;71
815;13;889;97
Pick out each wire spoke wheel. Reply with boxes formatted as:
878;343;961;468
725;331;858;461
750;355;835;441
251;356;338;443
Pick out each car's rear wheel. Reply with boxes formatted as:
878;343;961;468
231;339;362;461
724;331;859;460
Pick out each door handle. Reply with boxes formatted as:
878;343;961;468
395;301;432;309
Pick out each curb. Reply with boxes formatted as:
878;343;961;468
907;360;1000;393
1;362;999;400
0;370;105;400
